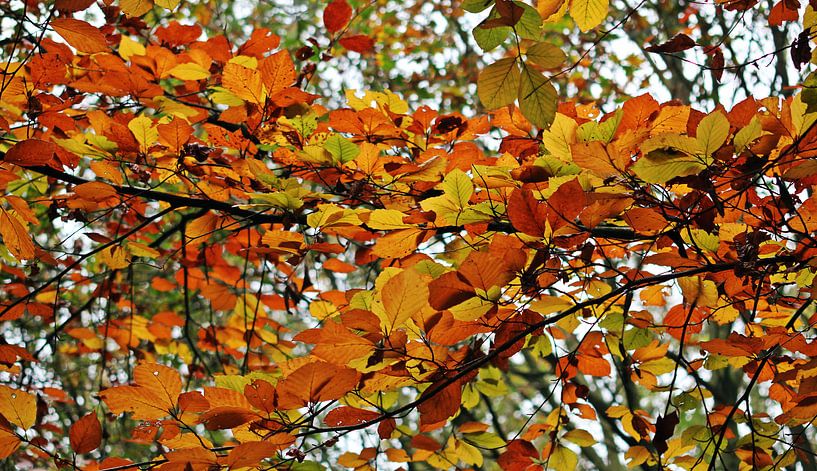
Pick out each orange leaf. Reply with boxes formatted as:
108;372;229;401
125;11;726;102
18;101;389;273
224;441;282;468
380;269;429;331
51;18;108;53
132;363;182;412
324;0;353;33
0;427;20;459
74;182;118;202
277;361;359;408
55;0;95;13
0;208;35;260
99;385;168;420
157;119;193;152
259;50;296;96
69;413;102;454
4;139;56;166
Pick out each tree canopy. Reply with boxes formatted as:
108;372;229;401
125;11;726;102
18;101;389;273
1;0;816;469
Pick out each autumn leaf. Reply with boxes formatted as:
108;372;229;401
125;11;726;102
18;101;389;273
277;362;359;408
0;208;35;260
645;34;697;53
69;413;102;454
478;57;521;109
570;0;609;31
4;138;56;166
120;0;155;17
324;0;353;33
0;386;36;430
51;18;109;53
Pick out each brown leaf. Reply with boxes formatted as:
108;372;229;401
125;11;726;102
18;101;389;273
652;411;678;455
69;413;101;454
645;34;696;54
198;406;258;430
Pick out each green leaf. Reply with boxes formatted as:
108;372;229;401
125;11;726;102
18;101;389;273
478;57;521;109
324;134;360;164
514;1;544;40
518;65;557;128
526;42;567;69
462;0;495;12
473;10;511;52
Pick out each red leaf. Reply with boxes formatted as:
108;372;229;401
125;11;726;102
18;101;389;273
769;0;799;26
324;406;380;427
418;379;463;427
645;34;696;53
4;139;56;166
69;413;101;454
324;0;353;33
507;189;548;237
708;47;725;83
339;34;375;53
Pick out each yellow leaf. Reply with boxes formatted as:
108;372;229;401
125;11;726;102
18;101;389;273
154;0;179;9
625;446;652;468
696;111;730;157
0;386;36;429
119;0;154;16
118;35;146;60
127;241;160;259
478;57;521;109
366;209;413;230
0;208;34;260
570;0;609;31
127;116;158;153
442;169;473;208
548;444;578;471
169;62;210;81
562;429;596;447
